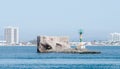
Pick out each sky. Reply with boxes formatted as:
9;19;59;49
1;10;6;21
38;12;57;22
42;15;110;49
0;0;120;42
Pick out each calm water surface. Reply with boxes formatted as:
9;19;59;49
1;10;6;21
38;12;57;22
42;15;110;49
0;46;120;69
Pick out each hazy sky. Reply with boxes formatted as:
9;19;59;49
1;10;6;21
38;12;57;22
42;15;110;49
0;0;120;41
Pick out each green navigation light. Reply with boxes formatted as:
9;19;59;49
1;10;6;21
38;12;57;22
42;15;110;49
79;29;83;35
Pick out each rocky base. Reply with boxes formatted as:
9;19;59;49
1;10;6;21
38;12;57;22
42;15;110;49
37;48;101;54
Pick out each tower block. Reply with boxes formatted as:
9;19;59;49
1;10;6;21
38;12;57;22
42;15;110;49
77;29;85;49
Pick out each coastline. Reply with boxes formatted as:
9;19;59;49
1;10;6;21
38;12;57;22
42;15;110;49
0;45;120;47
87;45;120;46
0;45;37;46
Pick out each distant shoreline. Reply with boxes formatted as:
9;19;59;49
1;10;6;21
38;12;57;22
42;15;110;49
0;45;120;47
0;45;37;46
87;45;120;46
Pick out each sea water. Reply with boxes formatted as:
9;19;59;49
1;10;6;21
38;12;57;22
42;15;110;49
0;46;120;69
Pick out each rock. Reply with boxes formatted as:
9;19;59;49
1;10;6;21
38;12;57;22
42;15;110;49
37;36;70;52
37;35;101;54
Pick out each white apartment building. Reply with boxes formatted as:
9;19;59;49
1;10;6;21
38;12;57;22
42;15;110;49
4;26;19;45
110;32;120;42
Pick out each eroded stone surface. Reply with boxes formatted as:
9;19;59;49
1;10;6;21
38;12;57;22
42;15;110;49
37;36;70;52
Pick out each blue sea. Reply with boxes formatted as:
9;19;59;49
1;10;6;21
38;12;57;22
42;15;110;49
0;46;120;69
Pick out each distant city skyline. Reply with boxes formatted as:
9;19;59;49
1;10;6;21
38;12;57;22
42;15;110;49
4;26;19;44
0;0;120;41
110;32;120;42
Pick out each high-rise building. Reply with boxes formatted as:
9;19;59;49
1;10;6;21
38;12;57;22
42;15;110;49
110;32;120;42
4;26;19;45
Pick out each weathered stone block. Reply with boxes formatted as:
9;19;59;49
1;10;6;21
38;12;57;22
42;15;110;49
37;36;70;52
